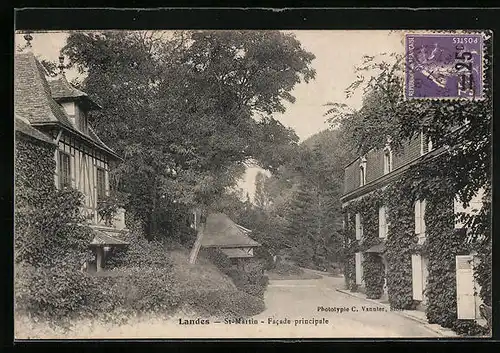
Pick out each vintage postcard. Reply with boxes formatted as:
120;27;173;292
13;27;492;339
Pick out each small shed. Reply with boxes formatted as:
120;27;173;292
201;213;261;269
86;228;129;272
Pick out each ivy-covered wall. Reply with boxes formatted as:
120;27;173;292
342;169;489;335
384;180;417;310
343;190;385;299
15;134;56;210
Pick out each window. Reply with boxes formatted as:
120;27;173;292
427;137;433;152
378;206;388;238
355;252;364;285
58;151;71;189
420;131;434;155
96;167;106;200
359;157;367;187
383;147;393;174
355;213;363;240
77;110;88;133
414;199;427;243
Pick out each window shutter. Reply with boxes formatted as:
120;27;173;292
456;255;476;319
384;206;389;236
355;213;361;240
355;252;363;285
412;254;423;300
378;207;384;238
415;200;421;234
421;200;427;234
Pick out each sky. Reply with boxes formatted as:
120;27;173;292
15;30;404;200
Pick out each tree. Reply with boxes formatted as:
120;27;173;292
62;30;316;238
254;172;270;210
239;129;347;269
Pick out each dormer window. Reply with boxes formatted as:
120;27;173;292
359;156;367;187
420;130;434;155
77;109;88;133
60;101;88;134
61;101;76;118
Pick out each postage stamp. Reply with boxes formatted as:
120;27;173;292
404;32;484;100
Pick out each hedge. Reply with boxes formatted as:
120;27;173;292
201;248;269;299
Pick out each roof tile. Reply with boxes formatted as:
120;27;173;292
15;52;119;158
201;213;261;248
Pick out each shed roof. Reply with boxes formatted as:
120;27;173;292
15;115;56;145
365;243;386;254
14;52;118;158
48;77;102;110
201;213;261;248
220;248;254;258
89;228;129;247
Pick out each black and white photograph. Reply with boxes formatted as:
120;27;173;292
13;23;492;339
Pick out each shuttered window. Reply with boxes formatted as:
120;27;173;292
456;255;476;319
59;151;71;189
414;200;426;243
355;213;363;240
383;148;392;174
359;165;366;186
379;206;388;238
96;167;106;200
355;252;364;285
412;254;423;300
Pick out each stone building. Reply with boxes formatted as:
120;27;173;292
341;130;486;321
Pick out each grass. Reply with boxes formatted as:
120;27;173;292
266;262;323;280
15;246;267;339
266;271;322;280
169;248;236;292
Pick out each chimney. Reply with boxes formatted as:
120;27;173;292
21;32;33;52
58;54;66;77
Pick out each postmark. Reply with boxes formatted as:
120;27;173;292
405;32;484;100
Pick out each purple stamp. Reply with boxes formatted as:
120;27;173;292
405;33;483;99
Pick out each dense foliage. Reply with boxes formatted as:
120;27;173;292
15;134;95;322
342;191;385;299
201;248;269;299
218;130;349;271
61;30;315;238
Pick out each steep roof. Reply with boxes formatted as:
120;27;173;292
14;52;119;159
48;77;102;110
15;114;56;145
201;213;261;248
14;53;74;127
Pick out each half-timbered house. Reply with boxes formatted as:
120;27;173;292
14;46;129;272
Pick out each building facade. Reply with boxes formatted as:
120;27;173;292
14;49;129;271
341;131;486;324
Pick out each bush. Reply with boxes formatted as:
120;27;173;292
84;267;181;318
182;288;265;317
15;262;92;323
452;320;490;336
201;249;269;299
254;246;276;270
273;262;304;276
105;231;173;269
